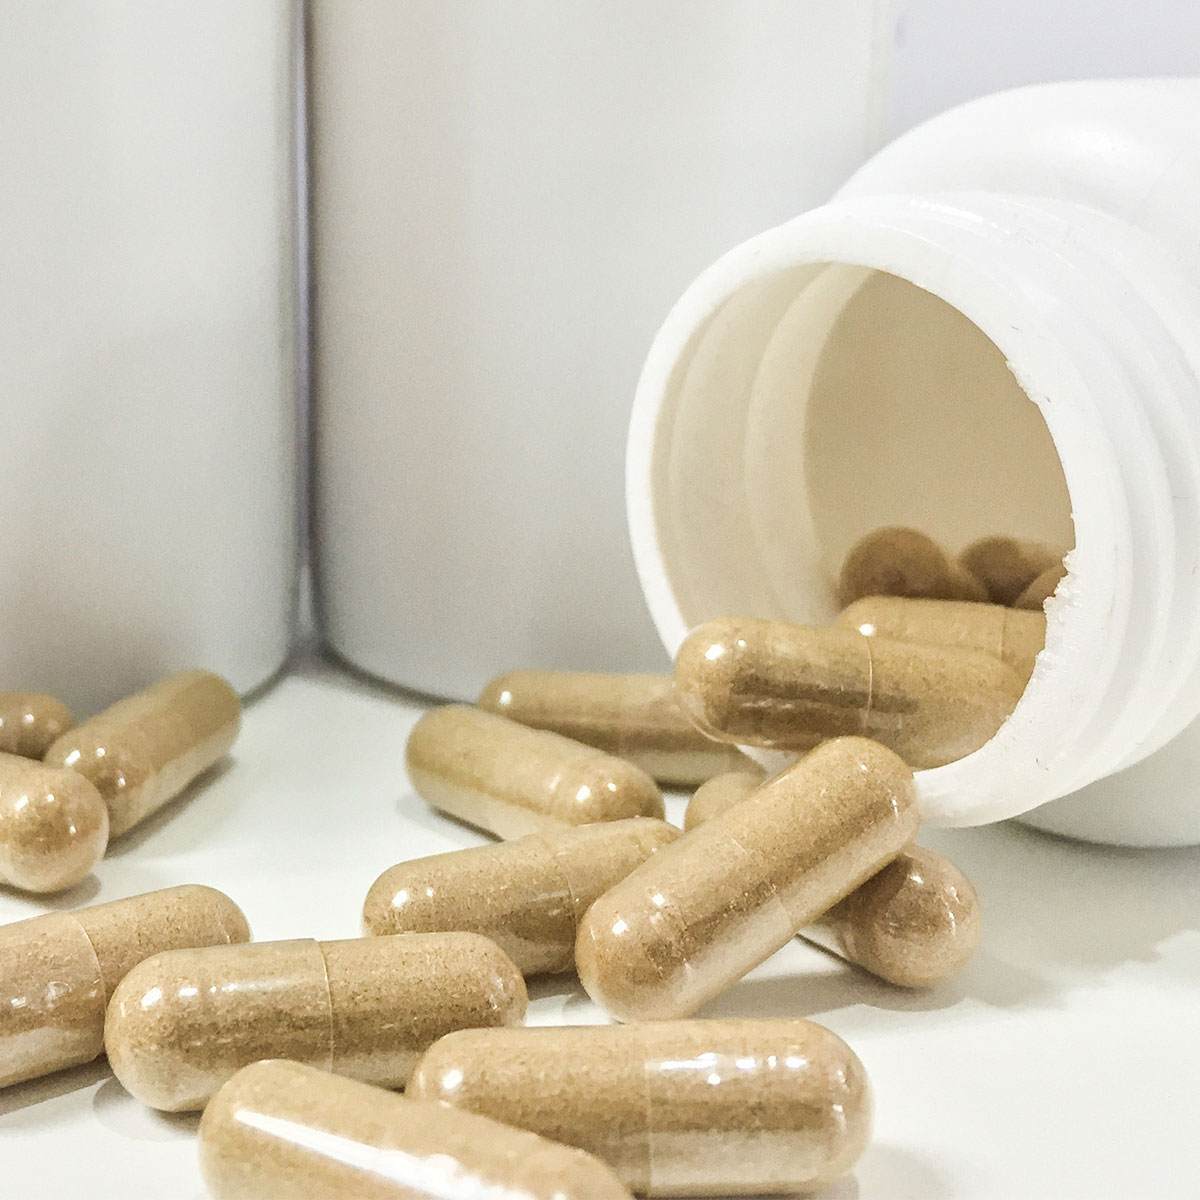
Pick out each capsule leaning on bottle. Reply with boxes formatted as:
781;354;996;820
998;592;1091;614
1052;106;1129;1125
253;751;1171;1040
838;526;986;606
0;752;109;893
406;705;664;839
674;617;1024;768
105;931;527;1111
478;671;756;787
199;1060;634;1200
958;535;1062;606
44;669;241;837
364;818;679;975
0;885;249;1089
0;692;74;758
685;771;980;987
576;737;920;1022
409;1019;871;1196
838;596;1046;685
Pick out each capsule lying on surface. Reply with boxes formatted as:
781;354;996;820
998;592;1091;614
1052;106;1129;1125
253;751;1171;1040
199;1060;634;1200
685;771;980;987
0;885;249;1089
0;752;109;893
576;737;919;1022
958;535;1062;606
0;692;74;758
838;596;1045;685
106;931;527;1111
1016;563;1068;610
409;1019;871;1196
838;526;986;606
478;671;755;787
406;704;664;839
364;818;679;975
674;617;1024;768
44;669;241;837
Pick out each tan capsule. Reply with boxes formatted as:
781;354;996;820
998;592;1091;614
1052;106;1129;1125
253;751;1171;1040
106;931;526;1111
44;669;241;838
0;692;74;758
683;768;767;832
1016;562;1069;610
576;738;919;1022
959;535;1063;606
0;752;108;893
199;1059;633;1200
684;771;979;986
0;884;249;1089
838;596;1045;685
407;704;664;839
838;526;986;606
674;617;1024;768
478;671;756;787
364;818;679;975
409;1019;871;1196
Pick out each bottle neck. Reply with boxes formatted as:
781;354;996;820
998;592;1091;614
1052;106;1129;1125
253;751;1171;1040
627;189;1200;826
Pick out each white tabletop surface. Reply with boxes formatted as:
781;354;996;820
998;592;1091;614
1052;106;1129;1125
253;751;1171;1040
3;647;1198;1200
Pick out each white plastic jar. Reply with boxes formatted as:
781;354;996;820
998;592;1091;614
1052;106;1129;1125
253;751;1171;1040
628;79;1200;848
309;0;890;700
0;1;299;714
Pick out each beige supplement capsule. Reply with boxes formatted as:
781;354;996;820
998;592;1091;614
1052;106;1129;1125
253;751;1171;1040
199;1060;634;1200
364;818;680;975
576;737;919;1022
685;771;980;987
0;692;74;758
1016;562;1069;610
0;752;109;893
409;1019;871;1196
44;669;241;838
0;884;249;1089
478;671;756;787
838;595;1046;685
959;535;1063;606
675;616;1025;768
407;704;664;839
838;526;987;606
106;931;527;1112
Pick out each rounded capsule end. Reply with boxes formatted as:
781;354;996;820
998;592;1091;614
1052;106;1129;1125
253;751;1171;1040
556;759;665;825
0;761;109;893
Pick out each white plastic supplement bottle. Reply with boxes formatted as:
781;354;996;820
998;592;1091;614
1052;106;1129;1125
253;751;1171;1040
627;79;1200;848
0;1;299;713
309;0;892;699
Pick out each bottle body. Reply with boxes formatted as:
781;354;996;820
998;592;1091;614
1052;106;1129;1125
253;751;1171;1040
627;79;1200;846
309;0;889;699
0;1;300;714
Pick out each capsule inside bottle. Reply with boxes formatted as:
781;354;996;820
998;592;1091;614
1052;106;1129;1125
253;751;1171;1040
576;737;919;1021
837;595;1045;685
406;704;664;839
674;616;1024;768
838;526;986;606
408;1019;872;1196
105;931;527;1111
958;535;1063;606
363;818;679;975
199;1060;635;1200
478;670;756;786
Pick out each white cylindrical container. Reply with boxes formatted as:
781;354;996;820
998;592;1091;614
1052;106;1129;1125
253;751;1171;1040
0;1;299;715
627;79;1200;847
309;0;891;700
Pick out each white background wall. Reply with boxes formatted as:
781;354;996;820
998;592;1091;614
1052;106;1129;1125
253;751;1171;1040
890;0;1200;135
